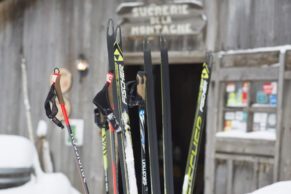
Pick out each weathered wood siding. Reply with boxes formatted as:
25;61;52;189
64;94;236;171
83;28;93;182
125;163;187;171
0;0;123;193
204;1;291;193
206;0;291;51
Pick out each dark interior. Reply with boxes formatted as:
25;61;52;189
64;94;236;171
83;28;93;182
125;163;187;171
125;63;205;194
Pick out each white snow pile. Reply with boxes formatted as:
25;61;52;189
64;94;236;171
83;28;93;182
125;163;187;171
0;135;80;194
216;131;276;141
0;174;80;194
250;181;291;194
0;135;34;168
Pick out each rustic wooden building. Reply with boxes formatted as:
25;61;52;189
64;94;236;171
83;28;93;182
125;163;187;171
205;1;291;194
1;0;291;194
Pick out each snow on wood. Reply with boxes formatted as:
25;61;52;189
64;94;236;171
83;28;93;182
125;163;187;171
219;45;291;56
0;174;80;194
216;131;276;141
250;181;291;194
0;135;80;194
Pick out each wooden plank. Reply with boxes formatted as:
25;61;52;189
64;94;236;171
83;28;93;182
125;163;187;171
214;160;228;194
216;137;275;157
223;107;277;114
221;51;280;68
205;53;221;194
285;50;291;70
253;160;259;190
204;53;219;194
232;161;254;194
258;162;274;188
204;0;218;51
227;159;233;194
217;67;279;81
216;153;274;164
124;50;205;65
0;0;121;193
284;71;291;79
274;50;286;181
277;83;291;179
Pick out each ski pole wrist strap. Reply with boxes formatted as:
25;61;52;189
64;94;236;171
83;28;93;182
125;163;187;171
93;72;113;116
94;108;107;128
44;68;64;129
136;71;146;102
126;71;146;107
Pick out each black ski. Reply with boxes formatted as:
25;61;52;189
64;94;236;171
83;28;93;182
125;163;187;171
143;38;162;194
127;72;150;194
182;55;212;194
160;36;174;194
113;26;138;194
106;19;127;194
136;72;149;194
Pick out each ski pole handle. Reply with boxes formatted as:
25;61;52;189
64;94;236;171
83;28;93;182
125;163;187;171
137;71;146;101
52;68;65;105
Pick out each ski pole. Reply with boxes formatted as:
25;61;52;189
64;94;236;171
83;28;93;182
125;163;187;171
94;108;110;194
47;68;90;194
93;73;120;194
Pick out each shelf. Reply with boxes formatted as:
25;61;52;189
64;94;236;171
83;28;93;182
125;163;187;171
215;131;276;157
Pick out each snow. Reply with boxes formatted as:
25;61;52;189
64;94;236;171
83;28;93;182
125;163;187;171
216;131;276;141
249;181;291;194
0;135;80;194
36;120;48;137
219;45;291;56
0;135;34;168
0;173;80;194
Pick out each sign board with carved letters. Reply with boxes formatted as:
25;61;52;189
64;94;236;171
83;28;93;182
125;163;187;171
117;1;207;53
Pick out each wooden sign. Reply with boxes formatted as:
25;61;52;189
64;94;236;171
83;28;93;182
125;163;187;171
117;1;206;52
117;2;206;37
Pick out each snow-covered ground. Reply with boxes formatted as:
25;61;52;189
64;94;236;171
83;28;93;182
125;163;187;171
0;174;80;194
0;135;80;194
250;181;291;194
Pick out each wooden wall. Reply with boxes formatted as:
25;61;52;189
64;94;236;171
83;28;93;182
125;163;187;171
206;0;291;51
0;0;124;193
204;0;291;193
2;0;291;193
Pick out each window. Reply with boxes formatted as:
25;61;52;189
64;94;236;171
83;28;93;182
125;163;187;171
222;81;277;133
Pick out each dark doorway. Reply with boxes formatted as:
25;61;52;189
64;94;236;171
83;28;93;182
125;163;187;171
125;63;205;194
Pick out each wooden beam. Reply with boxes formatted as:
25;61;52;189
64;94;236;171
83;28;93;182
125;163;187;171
274;50;286;181
216;153;274;164
284;71;291;79
124;50;206;65
227;160;233;194
216;67;279;81
221;51;280;68
216;137;276;157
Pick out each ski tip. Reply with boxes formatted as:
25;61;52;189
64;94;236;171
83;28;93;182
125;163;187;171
206;52;213;69
159;35;167;49
107;19;114;36
143;37;151;51
115;25;122;44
